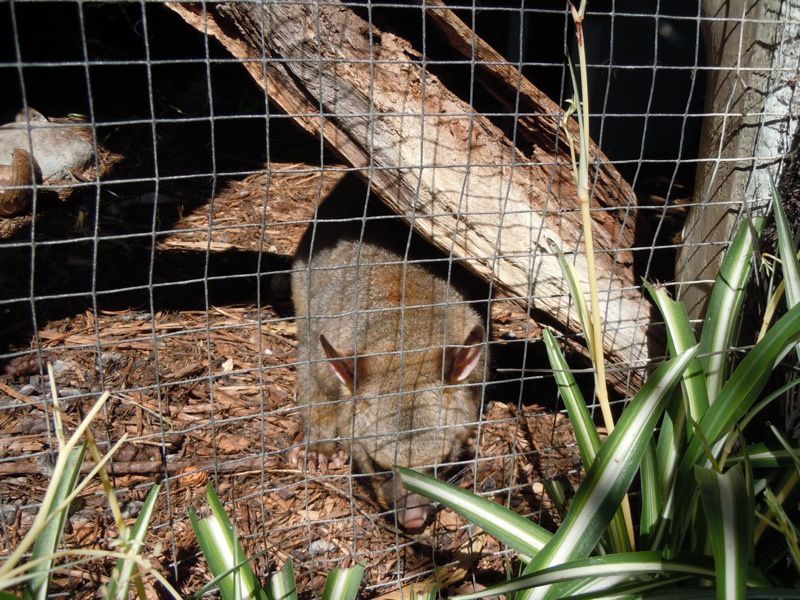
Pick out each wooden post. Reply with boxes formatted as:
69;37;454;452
677;0;797;318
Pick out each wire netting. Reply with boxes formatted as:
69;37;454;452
0;1;797;597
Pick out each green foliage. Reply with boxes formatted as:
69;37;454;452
402;204;800;598
0;391;179;599
190;482;365;600
25;445;86;600
105;483;163;600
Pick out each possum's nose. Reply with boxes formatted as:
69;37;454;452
397;493;431;530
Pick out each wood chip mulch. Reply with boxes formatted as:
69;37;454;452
0;163;580;598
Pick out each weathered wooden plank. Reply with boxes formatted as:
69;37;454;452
169;2;653;389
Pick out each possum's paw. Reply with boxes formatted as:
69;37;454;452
288;446;347;472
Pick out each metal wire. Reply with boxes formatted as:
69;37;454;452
0;0;797;596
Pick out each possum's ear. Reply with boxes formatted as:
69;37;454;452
320;334;355;390
446;325;484;383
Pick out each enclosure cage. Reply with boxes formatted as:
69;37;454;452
0;0;798;597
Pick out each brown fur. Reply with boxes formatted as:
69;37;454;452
292;194;488;521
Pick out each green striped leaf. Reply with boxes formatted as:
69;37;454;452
771;174;800;364
321;565;364;600
642;588;800;599
646;284;708;548
542;329;598;468
737;378;800;437
769;424;800;474
771;175;800;308
517;346;698;600
698;217;766;406
542;478;572;521
24;445;86;600
728;444;800;469
542;329;630;554
639;440;660;546
399;468;551;558
648;283;708;433
762;486;800;574
669;301;800;550
268;560;297;600
695;465;750;600
556;254;595;358
106;483;161;600
190;483;268;600
561;575;693;599
453;551;716;600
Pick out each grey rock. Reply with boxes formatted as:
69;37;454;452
0;504;18;525
0;108;92;181
50;359;74;377
101;351;123;366
308;539;338;556
18;384;38;396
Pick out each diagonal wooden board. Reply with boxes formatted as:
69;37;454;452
168;2;657;392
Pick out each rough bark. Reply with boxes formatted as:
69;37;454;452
168;2;655;389
677;0;797;318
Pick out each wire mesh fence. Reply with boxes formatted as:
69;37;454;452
0;0;797;597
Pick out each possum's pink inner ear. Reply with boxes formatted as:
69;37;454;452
447;325;484;383
319;334;355;390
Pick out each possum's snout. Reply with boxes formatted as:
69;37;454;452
396;492;431;531
378;474;433;530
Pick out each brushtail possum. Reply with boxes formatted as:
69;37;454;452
291;193;488;530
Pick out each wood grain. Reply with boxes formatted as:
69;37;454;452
169;2;656;390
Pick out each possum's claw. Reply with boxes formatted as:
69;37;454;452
288;446;347;473
330;451;345;469
288;445;312;469
316;453;329;471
